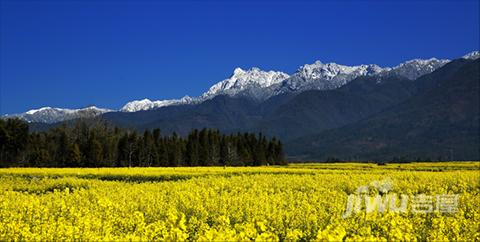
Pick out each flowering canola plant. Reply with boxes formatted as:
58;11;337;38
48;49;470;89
0;162;478;241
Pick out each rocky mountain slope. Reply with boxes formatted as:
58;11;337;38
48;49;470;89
287;58;479;161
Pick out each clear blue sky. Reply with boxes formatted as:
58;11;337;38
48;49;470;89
1;0;479;114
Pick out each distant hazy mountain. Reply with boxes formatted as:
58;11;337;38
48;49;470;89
4;106;112;123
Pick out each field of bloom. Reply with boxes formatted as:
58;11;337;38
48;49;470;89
0;162;478;241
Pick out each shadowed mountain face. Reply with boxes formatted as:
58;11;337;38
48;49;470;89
286;59;479;161
102;95;262;135
251;74;417;140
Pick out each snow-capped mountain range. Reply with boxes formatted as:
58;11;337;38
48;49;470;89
120;96;194;112
4;51;478;123
462;50;479;60
3;106;112;124
270;62;386;98
384;58;450;80
202;67;290;101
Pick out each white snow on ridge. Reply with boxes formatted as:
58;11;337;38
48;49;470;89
26;107;56;115
272;61;388;95
201;67;290;100
5;106;113;123
296;61;386;81
462;51;480;60
120;96;194;112
387;58;450;80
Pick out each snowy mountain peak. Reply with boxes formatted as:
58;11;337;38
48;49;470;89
82;105;110;112
25;107;53;115
5;106;112;123
462;51;480;60
389;57;450;80
233;67;246;75
202;67;290;99
270;61;388;96
400;57;445;65
120;96;195;112
296;61;386;81
179;95;194;103
24;106;110;115
120;99;154;112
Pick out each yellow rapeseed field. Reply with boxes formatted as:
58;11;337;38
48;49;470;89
0;162;479;241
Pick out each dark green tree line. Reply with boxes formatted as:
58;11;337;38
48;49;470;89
0;119;286;167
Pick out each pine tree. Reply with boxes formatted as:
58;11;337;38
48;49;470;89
116;133;128;167
56;128;69;166
186;136;199;166
198;129;210;166
85;131;103;167
126;132;138;167
219;136;229;166
67;143;82;167
152;128;161;145
0;121;8;163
